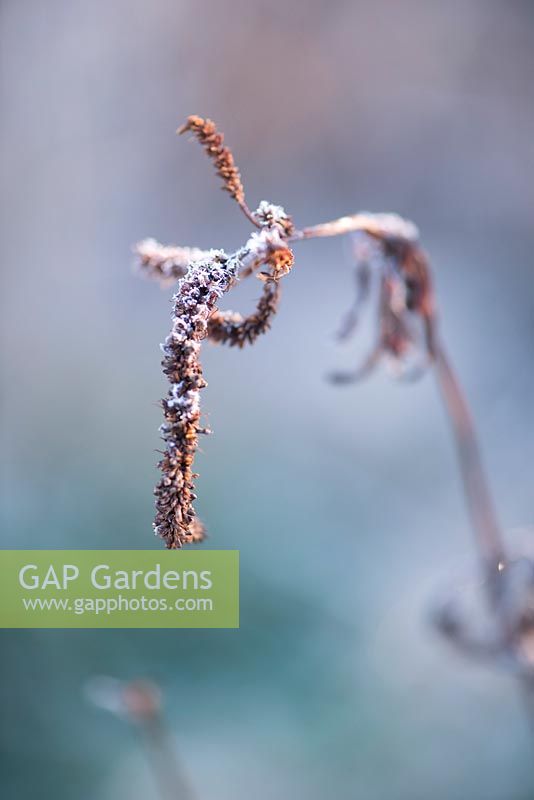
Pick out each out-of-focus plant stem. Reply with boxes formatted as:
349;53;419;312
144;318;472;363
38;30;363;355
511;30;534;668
135;711;197;800
433;342;507;578
87;677;197;800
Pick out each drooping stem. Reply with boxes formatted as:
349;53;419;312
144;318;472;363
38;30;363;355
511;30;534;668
87;677;197;800
138;712;197;800
433;341;507;574
302;216;508;580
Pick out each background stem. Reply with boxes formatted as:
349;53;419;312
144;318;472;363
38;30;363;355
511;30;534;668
138;714;197;800
433;342;506;574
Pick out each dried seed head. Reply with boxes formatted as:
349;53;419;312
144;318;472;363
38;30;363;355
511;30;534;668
208;233;293;348
264;245;294;281
330;216;435;384
155;250;239;548
208;278;281;348
143;189;296;546
178;115;246;207
135;238;209;285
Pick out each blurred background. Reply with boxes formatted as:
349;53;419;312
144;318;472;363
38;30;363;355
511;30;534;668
1;1;534;798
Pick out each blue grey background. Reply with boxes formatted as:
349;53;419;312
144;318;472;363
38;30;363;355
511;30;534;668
1;1;533;798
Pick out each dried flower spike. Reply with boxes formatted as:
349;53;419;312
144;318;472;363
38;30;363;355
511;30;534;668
207;229;294;347
155;250;239;548
135;238;209;286
143;199;296;547
208;273;281;348
178;115;258;224
330;223;435;383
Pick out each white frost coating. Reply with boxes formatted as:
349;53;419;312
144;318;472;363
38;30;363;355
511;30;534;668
143;198;292;290
304;212;420;242
159;248;240;448
246;227;286;256
356;213;420;242
234;225;289;274
252;200;292;231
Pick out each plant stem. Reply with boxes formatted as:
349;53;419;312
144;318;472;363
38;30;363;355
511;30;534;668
137;713;197;800
432;341;507;575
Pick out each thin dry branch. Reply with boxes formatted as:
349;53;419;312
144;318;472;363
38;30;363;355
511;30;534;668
296;211;419;242
434;344;506;574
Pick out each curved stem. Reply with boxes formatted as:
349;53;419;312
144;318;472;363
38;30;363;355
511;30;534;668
291;213;419;243
291;216;375;242
433;341;506;574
